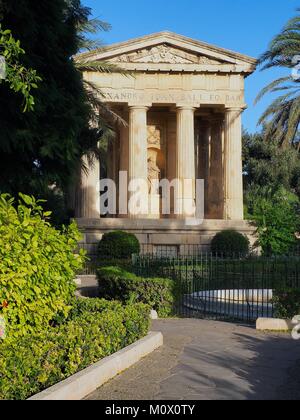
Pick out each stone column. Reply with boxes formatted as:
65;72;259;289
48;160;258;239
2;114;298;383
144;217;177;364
128;106;149;218
76;155;100;219
176;106;196;218
224;107;244;220
119;118;129;174
119;116;129;218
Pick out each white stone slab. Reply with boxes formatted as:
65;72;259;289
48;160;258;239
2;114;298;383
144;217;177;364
256;318;294;332
28;331;163;401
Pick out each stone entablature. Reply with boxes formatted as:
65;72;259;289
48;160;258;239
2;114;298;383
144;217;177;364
80;31;255;108
93;87;244;108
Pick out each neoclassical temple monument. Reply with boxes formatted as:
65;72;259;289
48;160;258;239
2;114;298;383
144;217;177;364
75;32;257;255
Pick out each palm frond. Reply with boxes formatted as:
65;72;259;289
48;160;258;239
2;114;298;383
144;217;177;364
79;18;111;34
76;59;129;76
255;77;292;103
257;9;300;148
78;38;104;52
83;79;127;127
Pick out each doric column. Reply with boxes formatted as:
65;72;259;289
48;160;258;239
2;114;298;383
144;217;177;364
119;116;129;174
176;106;196;218
128;106;149;218
118;116;129;218
76;155;100;219
224;107;244;220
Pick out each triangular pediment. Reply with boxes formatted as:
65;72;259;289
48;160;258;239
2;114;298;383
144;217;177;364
110;43;223;65
77;31;257;74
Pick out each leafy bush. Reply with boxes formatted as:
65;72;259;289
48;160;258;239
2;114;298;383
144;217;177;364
0;194;85;339
0;299;150;400
95;258;134;271
211;230;250;256
67;297;123;320
245;186;300;256
97;266;177;318
272;289;300;319
97;231;140;260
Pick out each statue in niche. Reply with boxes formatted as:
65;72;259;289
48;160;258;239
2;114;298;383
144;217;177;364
147;125;161;148
147;149;160;194
147;124;162;194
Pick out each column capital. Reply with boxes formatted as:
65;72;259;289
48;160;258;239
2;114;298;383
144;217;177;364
176;105;197;112
225;106;246;113
128;104;151;110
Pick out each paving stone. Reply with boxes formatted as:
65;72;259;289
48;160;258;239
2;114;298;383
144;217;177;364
86;319;300;401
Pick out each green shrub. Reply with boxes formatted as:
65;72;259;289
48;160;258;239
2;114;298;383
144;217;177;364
96;258;134;271
272;289;300;319
211;230;250;256
67;297;123;320
0;299;150;400
97;266;177;317
245;186;300;256
0;194;86;339
97;231;140;260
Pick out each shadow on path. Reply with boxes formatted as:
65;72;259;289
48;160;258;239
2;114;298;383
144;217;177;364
87;319;300;400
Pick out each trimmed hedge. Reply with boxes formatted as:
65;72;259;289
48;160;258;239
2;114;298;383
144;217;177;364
97;266;177;318
0;299;150;400
95;258;133;271
273;289;300;319
97;231;140;260
211;230;250;257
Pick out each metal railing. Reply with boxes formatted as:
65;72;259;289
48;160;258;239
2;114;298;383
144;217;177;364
133;253;300;324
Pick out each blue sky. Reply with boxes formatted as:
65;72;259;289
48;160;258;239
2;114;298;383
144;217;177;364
83;0;298;133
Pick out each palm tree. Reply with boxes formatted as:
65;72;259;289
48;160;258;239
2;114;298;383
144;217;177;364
256;9;300;150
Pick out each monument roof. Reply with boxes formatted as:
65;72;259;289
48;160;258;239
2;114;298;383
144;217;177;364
76;31;257;74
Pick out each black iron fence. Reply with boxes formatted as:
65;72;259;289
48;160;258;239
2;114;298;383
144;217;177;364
138;243;300;258
133;253;300;324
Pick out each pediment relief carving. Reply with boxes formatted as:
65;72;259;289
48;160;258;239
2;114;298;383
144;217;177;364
111;44;223;65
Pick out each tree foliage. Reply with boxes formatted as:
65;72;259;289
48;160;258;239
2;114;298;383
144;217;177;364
0;1;127;224
0;0;100;202
243;131;300;196
0;24;41;111
243;131;300;255
245;186;300;255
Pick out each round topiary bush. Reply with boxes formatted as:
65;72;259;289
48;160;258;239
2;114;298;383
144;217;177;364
97;231;140;260
211;230;250;257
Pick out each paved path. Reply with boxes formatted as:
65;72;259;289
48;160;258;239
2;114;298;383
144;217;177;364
86;319;300;400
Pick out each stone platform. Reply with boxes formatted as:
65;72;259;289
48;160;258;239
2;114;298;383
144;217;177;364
76;218;257;256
